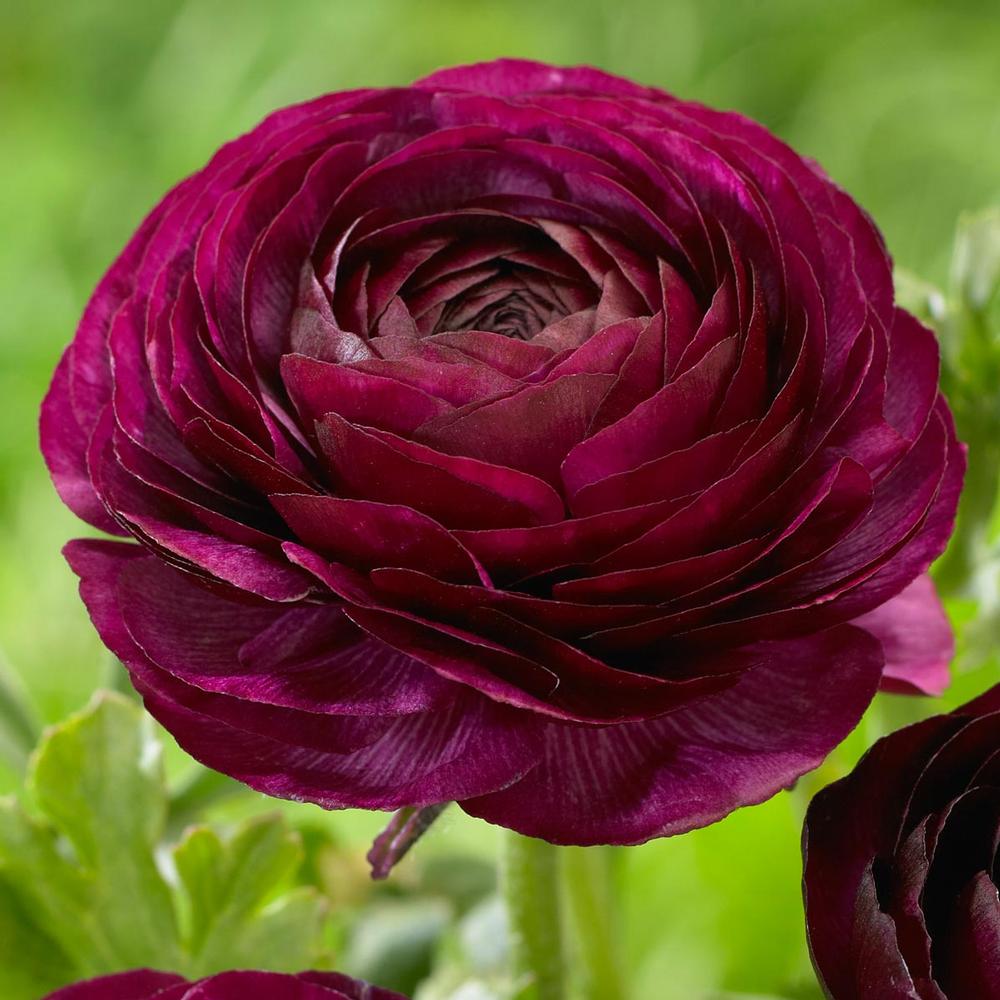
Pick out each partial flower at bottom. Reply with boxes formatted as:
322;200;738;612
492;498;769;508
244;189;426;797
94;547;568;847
43;969;405;1000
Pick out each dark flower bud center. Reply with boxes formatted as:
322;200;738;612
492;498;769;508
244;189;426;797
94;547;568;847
434;266;574;339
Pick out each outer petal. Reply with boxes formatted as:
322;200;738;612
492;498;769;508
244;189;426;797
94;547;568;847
39;356;122;535
297;971;407;1000
179;971;390;1000
44;970;187;1000
64;539;540;811
937;872;1000;999
462;624;883;844
417;58;663;102
39;175;187;536
847;867;922;1000
854;574;954;696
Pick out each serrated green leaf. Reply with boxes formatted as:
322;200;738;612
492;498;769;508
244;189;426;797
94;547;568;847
31;691;166;860
0;691;340;991
0;796;106;971
174;812;329;972
208;885;329;973
28;691;181;969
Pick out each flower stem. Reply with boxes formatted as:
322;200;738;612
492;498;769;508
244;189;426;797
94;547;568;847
501;830;566;1000
562;847;628;1000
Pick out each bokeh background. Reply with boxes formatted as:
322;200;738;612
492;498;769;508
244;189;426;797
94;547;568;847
2;1;999;997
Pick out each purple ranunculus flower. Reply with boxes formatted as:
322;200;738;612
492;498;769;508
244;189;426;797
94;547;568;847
803;686;1000;999
42;59;962;846
44;969;404;999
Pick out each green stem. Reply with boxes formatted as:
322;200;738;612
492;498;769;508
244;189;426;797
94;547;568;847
501;830;565;1000
562;847;627;1000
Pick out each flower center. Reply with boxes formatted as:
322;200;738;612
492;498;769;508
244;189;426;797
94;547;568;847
433;265;573;339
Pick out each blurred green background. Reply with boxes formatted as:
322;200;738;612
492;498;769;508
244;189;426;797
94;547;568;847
1;1;999;998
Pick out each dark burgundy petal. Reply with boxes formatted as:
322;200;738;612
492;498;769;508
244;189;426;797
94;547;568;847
415;374;615;485
454;494;689;584
43;969;409;1000
142;676;538;810
569;420;754;517
803;685;1000;1000
272;493;488;584
176;970;379;999
316;412;564;530
803;714;961;999
44;970;187;1000
846;865;922;1000
40;355;124;536
41;174;190;534
559;334;739;497
281;353;451;435
67;538;538;809
117;556;453;718
340;590;727;726
884;308;940;442
296;971;406;1000
937;872;1000;999
418;58;662;101
464;624;883;844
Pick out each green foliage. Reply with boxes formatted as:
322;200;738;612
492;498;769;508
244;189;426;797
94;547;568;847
0;693;333;999
174;817;331;973
899;209;1000;680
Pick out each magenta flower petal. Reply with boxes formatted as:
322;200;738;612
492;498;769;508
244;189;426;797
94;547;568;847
43;59;962;846
463;623;883;844
45;971;187;1000
43;969;405;1000
855;574;954;696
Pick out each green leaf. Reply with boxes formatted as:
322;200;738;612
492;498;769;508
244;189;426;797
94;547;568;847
28;691;182;969
174;813;329;973
0;876;75;998
0;797;102;971
0;691;336;996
